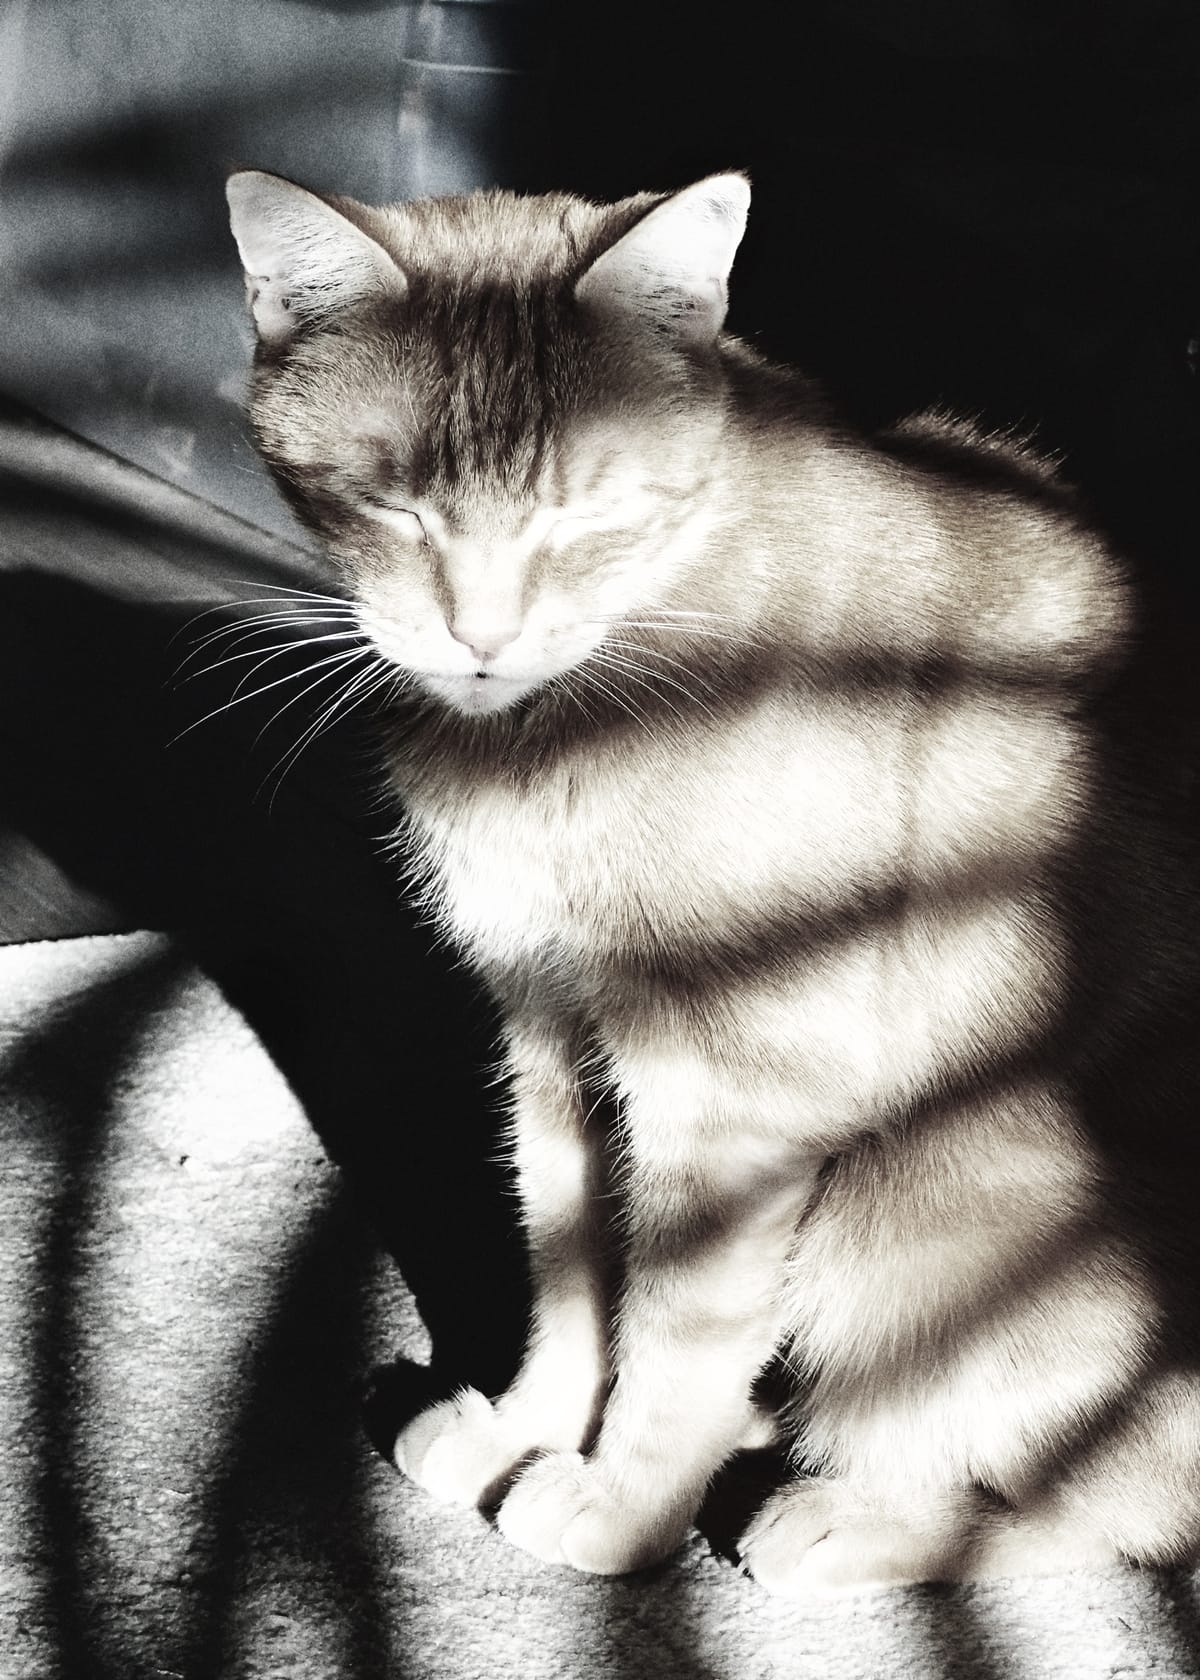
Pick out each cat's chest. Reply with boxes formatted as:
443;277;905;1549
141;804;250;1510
397;700;907;979
403;776;597;968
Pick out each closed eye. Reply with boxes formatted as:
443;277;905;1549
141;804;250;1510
360;501;429;545
546;511;607;543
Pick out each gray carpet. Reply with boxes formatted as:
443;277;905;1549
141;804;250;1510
2;931;1199;1679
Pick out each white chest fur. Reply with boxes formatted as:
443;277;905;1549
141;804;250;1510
398;693;912;982
395;677;1080;1143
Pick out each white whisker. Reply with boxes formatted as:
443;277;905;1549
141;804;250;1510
168;645;373;745
170;584;354;643
568;665;656;738
174;606;361;676
619;620;764;648
181;628;368;689
589;652;694;723
222;581;353;601
250;646;376;750
619;606;733;621
601;638;720;696
262;654;399;809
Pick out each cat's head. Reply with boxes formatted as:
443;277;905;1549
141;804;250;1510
226;170;749;717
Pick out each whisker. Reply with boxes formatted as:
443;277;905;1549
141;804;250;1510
250;646;376;750
593;642;705;686
567;666;656;739
221;581;354;601
555;676;598;731
174;606;361;674
578;611;763;651
640;611;741;625
601;638;720;696
262;655;400;810
187;600;359;635
262;683;366;807
589;652;693;723
167;645;373;745
181;598;359;639
315;665;415;818
180;628;367;688
234;637;369;707
618;620;765;648
168;585;354;647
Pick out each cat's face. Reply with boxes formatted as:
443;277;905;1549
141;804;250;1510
228;172;749;716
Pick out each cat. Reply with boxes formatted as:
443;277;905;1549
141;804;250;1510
225;165;1200;1593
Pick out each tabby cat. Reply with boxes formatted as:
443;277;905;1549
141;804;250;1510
226;166;1200;1592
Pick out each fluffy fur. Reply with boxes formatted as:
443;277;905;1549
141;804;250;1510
226;167;1200;1592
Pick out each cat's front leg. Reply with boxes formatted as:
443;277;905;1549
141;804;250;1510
498;1104;822;1573
395;1010;610;1508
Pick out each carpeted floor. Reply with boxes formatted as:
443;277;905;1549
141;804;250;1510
3;930;1200;1679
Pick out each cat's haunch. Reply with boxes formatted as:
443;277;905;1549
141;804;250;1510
226;168;1200;1593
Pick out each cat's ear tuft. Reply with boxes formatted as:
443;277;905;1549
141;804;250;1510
225;169;406;346
575;174;750;345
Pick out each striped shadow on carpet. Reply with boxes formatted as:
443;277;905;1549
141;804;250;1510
2;930;1198;1679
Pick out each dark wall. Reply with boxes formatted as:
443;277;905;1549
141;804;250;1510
544;2;1200;593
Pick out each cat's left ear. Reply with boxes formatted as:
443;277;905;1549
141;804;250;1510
575;174;750;346
226;169;406;346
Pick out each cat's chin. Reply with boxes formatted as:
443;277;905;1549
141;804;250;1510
418;671;541;717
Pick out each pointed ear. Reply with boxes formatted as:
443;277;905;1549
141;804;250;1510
575;174;750;345
225;169;406;346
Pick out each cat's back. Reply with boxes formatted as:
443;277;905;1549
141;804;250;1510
722;374;1132;694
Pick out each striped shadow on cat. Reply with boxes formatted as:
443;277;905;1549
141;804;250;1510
225;165;1200;1593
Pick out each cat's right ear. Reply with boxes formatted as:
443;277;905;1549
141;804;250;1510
225;170;406;346
575;174;750;346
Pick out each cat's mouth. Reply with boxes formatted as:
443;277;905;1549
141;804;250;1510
417;669;541;717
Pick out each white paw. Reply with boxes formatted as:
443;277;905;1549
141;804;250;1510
741;1477;840;1594
393;1387;535;1509
497;1452;691;1575
742;1478;968;1595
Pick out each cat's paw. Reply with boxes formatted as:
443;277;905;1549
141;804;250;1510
741;1477;847;1594
393;1387;535;1509
496;1451;691;1575
741;1478;965;1595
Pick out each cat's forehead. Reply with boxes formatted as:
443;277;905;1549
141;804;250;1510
257;187;700;515
363;188;641;286
329;199;644;502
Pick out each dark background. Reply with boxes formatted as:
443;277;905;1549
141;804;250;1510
1;0;1198;1389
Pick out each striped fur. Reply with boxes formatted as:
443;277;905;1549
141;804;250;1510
228;170;1200;1591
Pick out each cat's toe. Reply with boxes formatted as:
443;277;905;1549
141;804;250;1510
497;1453;688;1574
495;1450;592;1563
742;1479;973;1595
393;1386;524;1508
740;1479;841;1595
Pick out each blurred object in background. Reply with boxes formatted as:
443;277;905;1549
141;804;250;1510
0;0;551;538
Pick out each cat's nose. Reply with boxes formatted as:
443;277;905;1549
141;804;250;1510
448;618;522;663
